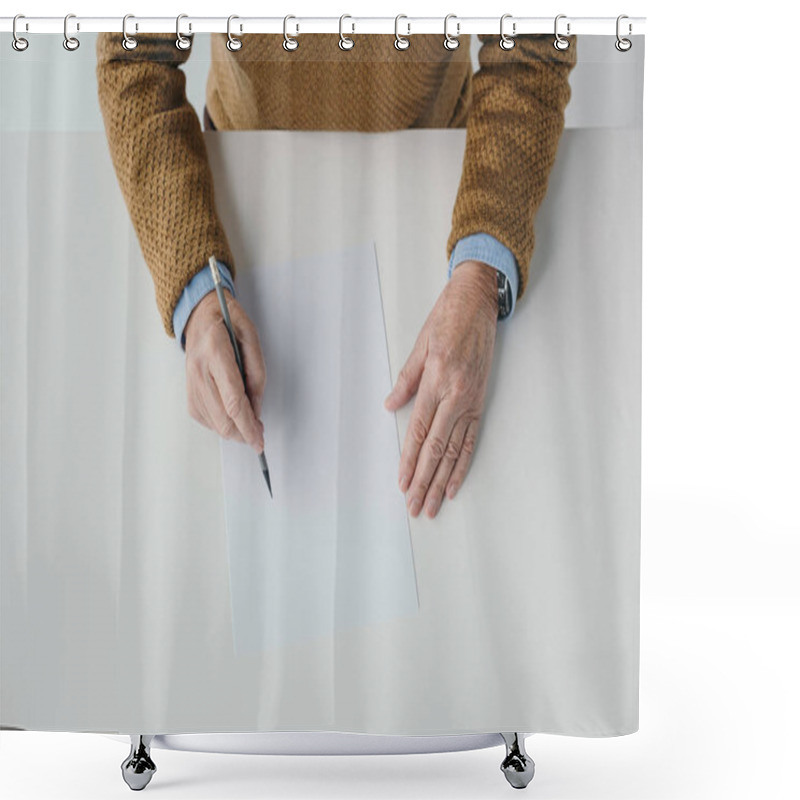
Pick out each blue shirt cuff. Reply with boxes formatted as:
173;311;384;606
448;233;520;320
172;260;236;350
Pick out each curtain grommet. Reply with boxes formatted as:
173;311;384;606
63;13;80;51
554;14;570;51
121;14;137;50
499;14;516;50
615;15;632;51
394;15;410;50
283;15;299;51
12;14;29;51
339;14;355;50
443;14;460;50
226;15;242;51
175;14;192;51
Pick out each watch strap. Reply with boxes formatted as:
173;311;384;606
497;269;512;320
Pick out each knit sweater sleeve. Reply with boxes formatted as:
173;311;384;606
447;34;577;303
95;32;235;338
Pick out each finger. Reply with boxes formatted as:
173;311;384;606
385;335;427;411
445;418;480;500
203;369;246;443
397;368;438;494
405;395;459;518
243;354;265;421
232;308;267;420
187;362;208;428
188;371;245;444
422;414;469;517
186;364;219;433
209;349;264;452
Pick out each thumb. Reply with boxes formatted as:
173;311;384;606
234;319;266;422
252;392;263;422
385;340;426;411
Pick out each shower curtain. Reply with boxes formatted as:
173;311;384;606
1;23;644;738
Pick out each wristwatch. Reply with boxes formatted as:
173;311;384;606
497;269;512;320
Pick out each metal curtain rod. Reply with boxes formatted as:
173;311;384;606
0;15;645;36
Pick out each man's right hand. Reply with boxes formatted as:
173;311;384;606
184;289;266;453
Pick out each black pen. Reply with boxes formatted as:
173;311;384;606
208;255;273;497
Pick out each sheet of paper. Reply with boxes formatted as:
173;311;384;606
220;240;419;656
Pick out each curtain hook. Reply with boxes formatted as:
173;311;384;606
615;14;632;51
176;14;192;51
394;14;410;51
227;15;242;51
63;13;80;51
12;14;29;51
443;14;460;51
554;14;570;51
499;14;516;50
283;15;299;51
339;14;354;50
121;14;137;50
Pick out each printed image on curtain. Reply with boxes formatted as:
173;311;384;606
1;26;644;744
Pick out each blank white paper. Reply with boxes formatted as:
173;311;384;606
220;240;419;656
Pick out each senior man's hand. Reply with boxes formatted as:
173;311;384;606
384;260;499;519
184;288;266;453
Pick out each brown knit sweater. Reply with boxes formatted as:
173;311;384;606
96;32;577;337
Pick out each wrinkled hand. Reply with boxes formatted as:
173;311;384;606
184;289;266;453
384;261;499;518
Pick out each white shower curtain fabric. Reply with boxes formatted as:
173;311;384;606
1;30;644;737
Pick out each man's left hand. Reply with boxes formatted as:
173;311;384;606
384;260;499;519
